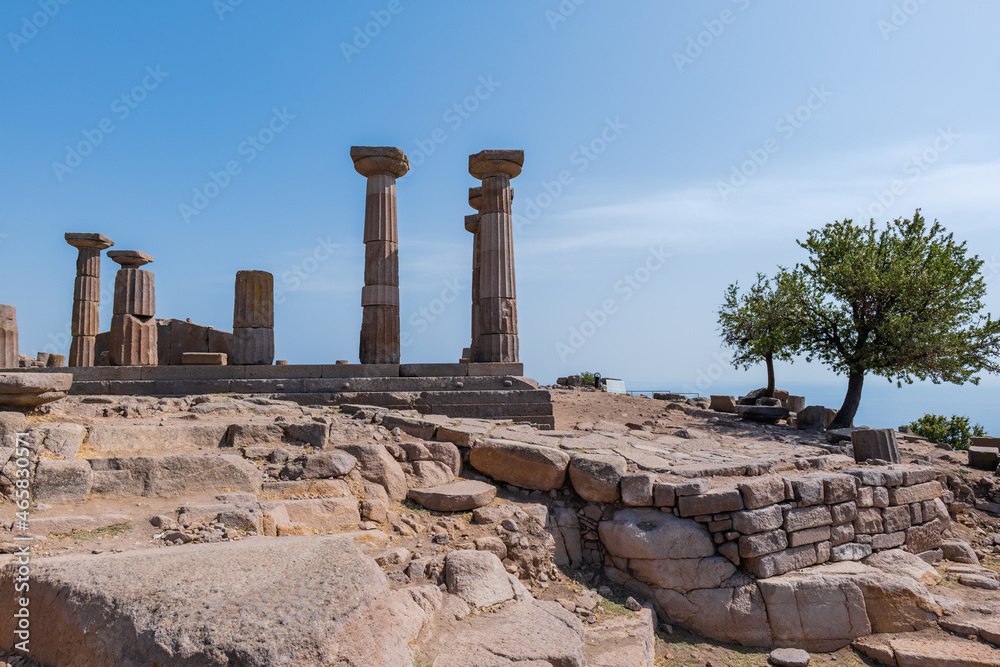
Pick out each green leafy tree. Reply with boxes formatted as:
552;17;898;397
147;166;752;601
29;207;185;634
580;371;598;386
718;272;804;398
909;413;986;451
792;210;1000;429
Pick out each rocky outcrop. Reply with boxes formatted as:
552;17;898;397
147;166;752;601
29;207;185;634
331;443;408;500
0;536;440;666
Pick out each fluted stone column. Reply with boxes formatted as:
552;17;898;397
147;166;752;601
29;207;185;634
232;270;275;365
108;250;157;366
351;146;409;365
465;186;484;362
65;233;114;366
0;305;17;368
469;150;523;363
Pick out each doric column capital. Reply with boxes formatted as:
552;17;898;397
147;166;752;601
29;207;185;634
351;146;410;178
469;186;483;212
108;250;154;268
469;150;524;180
65;232;114;251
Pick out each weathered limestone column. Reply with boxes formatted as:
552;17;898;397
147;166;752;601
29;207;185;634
469;150;523;363
351;146;409;365
464;186;484;362
232;270;275;365
0;305;17;368
108;251;157;366
65;233;114;366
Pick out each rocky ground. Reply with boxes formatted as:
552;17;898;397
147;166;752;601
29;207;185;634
0;386;997;665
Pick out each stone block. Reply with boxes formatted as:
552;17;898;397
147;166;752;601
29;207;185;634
739;528;788;558
732;505;783;535
709;395;736;413
652;480;676;507
110;314;158;366
208;328;233;357
882;506;912;533
854;508;884;534
797;405;827;430
677;488;743;517
788;526;831;547
830;501;858;525
620;473;656;506
181;352;227;366
823;475;858;504
968;446;1000;471
872;487;889;508
786;395;806;413
851;429;901;464
905;520;943;554
737;475;785;509
673;478;709;496
871;531;906;550
790;477;825;506
857;486;874;507
568;454;626;503
831;522;855;546
743;544;817;578
33;459;93;502
888;481;942;506
900;467;938;486
784;505;832;532
231;327;275;366
830;542;871;562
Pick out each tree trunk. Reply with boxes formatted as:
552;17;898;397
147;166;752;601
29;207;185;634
764;353;775;398
829;369;864;429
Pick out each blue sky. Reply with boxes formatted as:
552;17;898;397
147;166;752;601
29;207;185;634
2;1;999;432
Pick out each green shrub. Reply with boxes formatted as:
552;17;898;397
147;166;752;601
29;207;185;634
580;371;598;386
908;413;986;451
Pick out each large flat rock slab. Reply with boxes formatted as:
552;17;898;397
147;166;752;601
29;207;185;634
0;536;439;666
407;480;497;511
0;372;72;410
584;607;656;666
428;600;586;666
469;438;571;491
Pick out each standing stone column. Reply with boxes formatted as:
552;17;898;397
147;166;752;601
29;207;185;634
464;186;484;362
65;233;114;366
469;150;523;363
351;146;409;365
0;305;17;368
232;270;275;365
108;251;158;366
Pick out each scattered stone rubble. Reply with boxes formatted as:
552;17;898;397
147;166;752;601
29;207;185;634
3;390;1000;665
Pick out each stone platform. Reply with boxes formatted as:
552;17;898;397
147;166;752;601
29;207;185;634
2;363;554;428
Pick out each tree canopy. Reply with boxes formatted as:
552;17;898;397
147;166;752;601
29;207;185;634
718;272;803;398
792;210;1000;428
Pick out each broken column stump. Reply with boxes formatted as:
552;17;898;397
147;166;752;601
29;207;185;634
0;305;17;369
231;270;274;365
351;146;409;365
65;232;114;366
108;251;158;367
851;428;901;464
